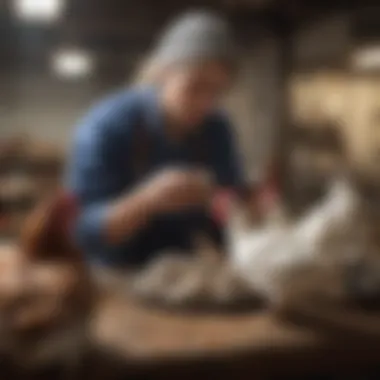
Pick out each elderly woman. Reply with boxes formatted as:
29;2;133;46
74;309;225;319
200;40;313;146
66;11;244;267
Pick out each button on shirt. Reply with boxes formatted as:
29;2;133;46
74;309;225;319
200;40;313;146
66;86;243;266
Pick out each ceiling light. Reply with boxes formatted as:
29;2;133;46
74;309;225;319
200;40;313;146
352;45;380;71
52;49;94;79
13;0;65;23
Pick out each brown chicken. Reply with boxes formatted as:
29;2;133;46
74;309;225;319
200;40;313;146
0;192;94;376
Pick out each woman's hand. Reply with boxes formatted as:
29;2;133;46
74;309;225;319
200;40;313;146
105;167;215;245
139;167;215;214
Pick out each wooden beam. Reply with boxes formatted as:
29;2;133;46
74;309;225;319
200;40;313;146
289;0;362;31
271;9;294;198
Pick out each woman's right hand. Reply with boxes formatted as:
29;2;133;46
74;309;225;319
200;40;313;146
105;167;215;245
139;168;215;214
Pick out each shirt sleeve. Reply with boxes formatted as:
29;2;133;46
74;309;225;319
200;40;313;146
66;99;133;255
210;114;244;188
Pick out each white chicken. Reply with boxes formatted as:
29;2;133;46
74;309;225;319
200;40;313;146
126;175;380;312
227;177;371;308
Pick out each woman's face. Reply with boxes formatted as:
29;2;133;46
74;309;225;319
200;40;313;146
161;60;232;130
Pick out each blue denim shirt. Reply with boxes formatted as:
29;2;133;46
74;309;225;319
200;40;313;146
66;86;243;266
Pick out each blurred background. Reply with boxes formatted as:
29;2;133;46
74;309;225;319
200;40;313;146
0;0;380;236
3;2;380;379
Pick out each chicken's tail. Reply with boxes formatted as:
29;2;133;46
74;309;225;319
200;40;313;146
295;176;359;247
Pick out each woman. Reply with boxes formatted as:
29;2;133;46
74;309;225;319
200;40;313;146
66;11;244;267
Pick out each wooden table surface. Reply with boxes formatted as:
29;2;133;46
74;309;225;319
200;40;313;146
91;290;380;378
1;242;380;378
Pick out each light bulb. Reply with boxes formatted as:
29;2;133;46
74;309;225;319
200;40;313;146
52;49;94;79
13;0;65;23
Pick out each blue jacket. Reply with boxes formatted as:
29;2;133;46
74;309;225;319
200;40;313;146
66;86;243;266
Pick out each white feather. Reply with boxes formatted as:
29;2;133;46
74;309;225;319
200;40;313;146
228;178;363;304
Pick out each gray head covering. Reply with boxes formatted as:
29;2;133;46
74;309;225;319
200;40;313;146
152;10;236;68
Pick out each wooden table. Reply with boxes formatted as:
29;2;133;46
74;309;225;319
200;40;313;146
90;291;380;379
1;243;380;379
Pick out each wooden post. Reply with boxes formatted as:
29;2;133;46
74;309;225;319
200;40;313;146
270;8;295;200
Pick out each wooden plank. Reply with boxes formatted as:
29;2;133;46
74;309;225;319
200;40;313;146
91;288;380;377
283;300;380;341
1;243;380;377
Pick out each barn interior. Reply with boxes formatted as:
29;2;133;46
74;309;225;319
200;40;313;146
2;0;380;379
